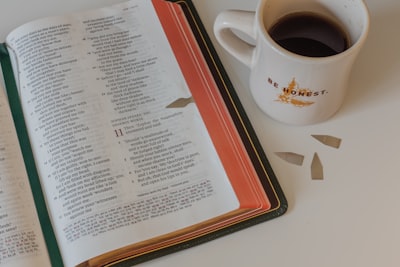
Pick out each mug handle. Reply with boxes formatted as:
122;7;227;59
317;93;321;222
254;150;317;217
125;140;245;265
214;10;256;68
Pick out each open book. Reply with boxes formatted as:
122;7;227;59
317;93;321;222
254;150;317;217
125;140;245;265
0;0;287;266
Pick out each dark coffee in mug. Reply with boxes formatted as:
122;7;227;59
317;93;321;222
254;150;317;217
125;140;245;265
268;12;350;57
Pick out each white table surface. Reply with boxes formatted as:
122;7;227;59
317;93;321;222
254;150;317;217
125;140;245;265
2;0;400;266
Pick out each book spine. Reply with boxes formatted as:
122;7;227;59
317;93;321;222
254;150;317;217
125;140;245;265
0;42;64;267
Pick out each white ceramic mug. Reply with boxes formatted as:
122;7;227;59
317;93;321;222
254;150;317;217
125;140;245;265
214;0;369;125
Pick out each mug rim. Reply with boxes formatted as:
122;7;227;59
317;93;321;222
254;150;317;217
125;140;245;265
257;0;370;63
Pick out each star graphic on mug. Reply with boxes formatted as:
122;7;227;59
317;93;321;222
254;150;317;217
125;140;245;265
275;78;315;107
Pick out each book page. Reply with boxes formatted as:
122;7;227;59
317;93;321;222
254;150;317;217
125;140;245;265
6;1;239;266
0;87;51;267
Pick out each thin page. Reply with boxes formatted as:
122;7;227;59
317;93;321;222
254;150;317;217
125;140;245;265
5;0;239;266
0;87;51;267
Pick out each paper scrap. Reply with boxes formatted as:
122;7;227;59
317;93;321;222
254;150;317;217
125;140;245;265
166;96;194;108
275;152;304;166
311;135;341;149
311;153;323;180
